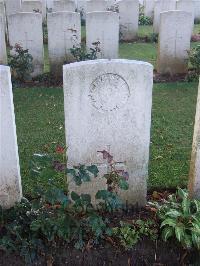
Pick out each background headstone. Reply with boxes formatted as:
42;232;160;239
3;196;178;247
0;65;22;209
86;11;119;59
86;0;107;12
0;15;7;64
21;1;43;15
153;0;176;33
53;0;76;12
77;0;86;21
4;0;21;16
117;0;139;41
8;12;44;76
63;59;153;206
48;11;81;75
157;10;192;75
176;0;194;34
144;0;154;18
193;0;200;21
189;79;200;199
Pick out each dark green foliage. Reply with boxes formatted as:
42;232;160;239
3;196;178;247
139;13;153;26
151;188;200;249
70;42;100;62
112;219;158;250
8;44;34;82
0;150;130;262
188;45;200;80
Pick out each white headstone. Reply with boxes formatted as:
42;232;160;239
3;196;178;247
77;0;87;21
86;11;119;59
4;0;21;16
0;1;7;37
53;0;76;12
48;11;81;75
0;16;7;64
86;0;107;12
176;0;194;34
0;65;22;209
46;0;54;11
21;1;43;15
8;12;44;76
194;0;200;20
117;0;139;41
144;0;154;18
189;80;200;199
22;0;46;20
63;59;153;206
153;0;176;33
157;11;192;75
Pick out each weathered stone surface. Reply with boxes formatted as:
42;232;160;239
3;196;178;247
144;0;154;18
0;16;7;65
77;0;86;21
21;1;43;15
189;80;200;199
47;11;81;75
53;0;76;12
157;11;192;75
117;0;139;41
176;0;194;34
86;11;119;59
0;65;22;209
153;0;176;33
63;59;153;206
4;0;21;16
86;0;107;12
194;0;200;20
8;12;44;76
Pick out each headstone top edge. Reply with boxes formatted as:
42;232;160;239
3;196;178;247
63;59;153;70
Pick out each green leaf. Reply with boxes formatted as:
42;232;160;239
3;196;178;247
86;165;99;177
95;190;109;200
81;194;91;204
165;210;181;218
71;191;80;201
161;218;176;228
177;187;188;200
182;197;191;216
175;225;185;242
30;220;42;231
66;168;76;176
161;226;174;241
119;178;129;190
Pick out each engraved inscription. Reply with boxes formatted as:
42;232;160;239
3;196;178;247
89;73;130;112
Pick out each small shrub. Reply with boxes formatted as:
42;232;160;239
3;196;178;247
139;13;153;26
194;18;200;25
149;33;158;43
188;44;200;73
70;42;100;62
8;43;34;82
150;188;200;250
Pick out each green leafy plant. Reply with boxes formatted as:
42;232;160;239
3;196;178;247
70;42;100;62
150;188;200;250
139;13;153;25
8;43;34;82
113;222;139;250
187;44;200;81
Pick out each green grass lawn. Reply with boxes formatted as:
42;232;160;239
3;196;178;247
14;82;198;196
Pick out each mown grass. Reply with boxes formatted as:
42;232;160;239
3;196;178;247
14;82;198;195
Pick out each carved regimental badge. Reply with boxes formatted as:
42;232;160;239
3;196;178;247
89;73;130;112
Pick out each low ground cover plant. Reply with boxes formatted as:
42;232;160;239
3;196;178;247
150;187;200;250
0;147;200;264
